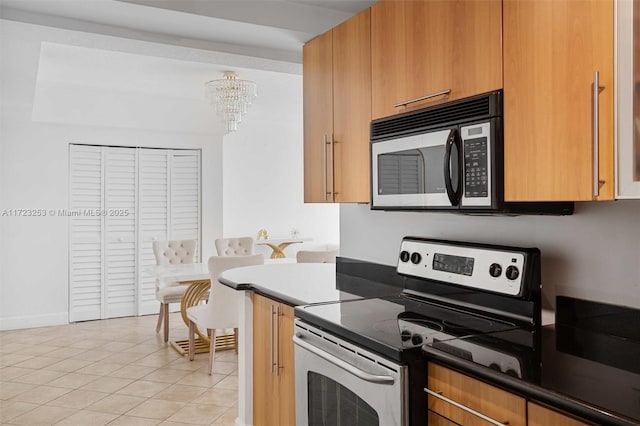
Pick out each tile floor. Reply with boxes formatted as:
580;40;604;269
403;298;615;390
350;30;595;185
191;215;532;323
0;313;238;425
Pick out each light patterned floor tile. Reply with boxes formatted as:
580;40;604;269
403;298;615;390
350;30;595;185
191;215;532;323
13;345;62;356
105;415;162;425
46;372;99;389
165;403;228;425
151;384;208;403
10;384;72;404
0;400;39;422
176;372;225;388
192;388;238;407
125;399;186;420
0;366;35;381
53;409;119;426
46;347;88;359
47;389;109;409
210;407;238;426
70;349;113;362
115;380;171;398
80;376;133;393
0;381;36;400
74;361;126;376
108;365;157;380
85;393;146;415
12;356;59;369
212;375;238;390
141;368;191;384
9;404;76;425
0;353;33;367
43;359;94;373
11;369;66;385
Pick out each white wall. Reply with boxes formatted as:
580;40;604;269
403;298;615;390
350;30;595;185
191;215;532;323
340;200;640;312
0;20;230;330
222;71;339;258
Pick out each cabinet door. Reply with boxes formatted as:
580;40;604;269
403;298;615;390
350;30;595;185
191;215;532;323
428;364;526;426
276;303;295;426
372;0;502;119
528;402;590;426
303;30;333;203
503;0;614;201
333;9;371;203
252;294;277;425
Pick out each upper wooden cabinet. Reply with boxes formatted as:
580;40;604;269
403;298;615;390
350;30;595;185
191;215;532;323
371;0;503;120
303;8;371;203
503;0;614;201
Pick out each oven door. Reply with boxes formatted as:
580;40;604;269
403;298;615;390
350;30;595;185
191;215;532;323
294;321;408;426
371;127;461;209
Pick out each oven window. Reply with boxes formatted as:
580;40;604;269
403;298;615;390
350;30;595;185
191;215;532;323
308;371;379;426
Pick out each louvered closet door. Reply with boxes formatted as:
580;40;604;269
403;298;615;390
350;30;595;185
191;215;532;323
138;149;169;315
104;147;138;318
69;145;104;322
170;151;201;254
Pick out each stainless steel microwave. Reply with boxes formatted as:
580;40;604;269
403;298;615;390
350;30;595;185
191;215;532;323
370;91;573;215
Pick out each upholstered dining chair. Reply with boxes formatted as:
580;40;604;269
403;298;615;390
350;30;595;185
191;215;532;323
296;248;339;263
152;239;199;342
187;254;265;374
215;236;254;256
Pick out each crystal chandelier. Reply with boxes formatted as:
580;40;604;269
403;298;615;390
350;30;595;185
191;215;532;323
204;72;257;133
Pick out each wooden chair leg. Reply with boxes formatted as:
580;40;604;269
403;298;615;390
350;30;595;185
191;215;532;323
155;303;164;333
208;329;216;376
188;320;195;361
234;327;239;354
163;303;169;342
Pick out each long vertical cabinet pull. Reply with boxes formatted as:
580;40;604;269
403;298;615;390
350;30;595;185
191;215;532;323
275;305;281;376
593;71;600;197
270;304;276;374
323;135;329;201
330;135;337;201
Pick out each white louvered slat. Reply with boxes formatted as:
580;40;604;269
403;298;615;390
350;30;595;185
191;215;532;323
104;147;137;318
138;149;169;314
170;150;201;259
69;145;103;322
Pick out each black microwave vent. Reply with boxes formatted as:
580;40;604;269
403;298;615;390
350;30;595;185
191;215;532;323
371;91;501;141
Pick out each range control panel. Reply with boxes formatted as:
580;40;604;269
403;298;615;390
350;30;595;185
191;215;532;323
397;238;528;297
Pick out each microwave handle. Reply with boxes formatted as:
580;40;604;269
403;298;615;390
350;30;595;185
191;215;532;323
444;128;461;206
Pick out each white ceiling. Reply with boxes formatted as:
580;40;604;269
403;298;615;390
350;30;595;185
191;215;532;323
0;0;376;63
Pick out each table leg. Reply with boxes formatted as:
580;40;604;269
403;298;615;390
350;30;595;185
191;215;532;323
264;242;298;259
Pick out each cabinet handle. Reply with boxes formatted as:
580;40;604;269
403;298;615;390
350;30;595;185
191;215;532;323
330;135;337;201
270;305;276;374
275;305;281;376
592;71;600;197
393;89;451;108
323;134;329;201
424;388;509;426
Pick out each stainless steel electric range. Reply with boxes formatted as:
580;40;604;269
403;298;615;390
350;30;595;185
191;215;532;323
294;237;542;426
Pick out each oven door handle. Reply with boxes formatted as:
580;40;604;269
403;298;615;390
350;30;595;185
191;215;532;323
443;128;461;206
293;334;395;384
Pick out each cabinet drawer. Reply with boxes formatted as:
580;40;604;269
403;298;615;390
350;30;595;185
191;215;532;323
528;402;591;426
427;363;526;426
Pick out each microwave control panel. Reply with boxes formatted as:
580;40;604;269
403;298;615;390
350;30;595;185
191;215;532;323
461;122;492;207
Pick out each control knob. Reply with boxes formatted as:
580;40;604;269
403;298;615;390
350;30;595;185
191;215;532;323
489;263;502;278
400;330;411;342
399;251;410;263
506;265;520;280
411;334;423;346
410;252;422;265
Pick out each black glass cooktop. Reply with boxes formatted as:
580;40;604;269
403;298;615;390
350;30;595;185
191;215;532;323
295;294;525;363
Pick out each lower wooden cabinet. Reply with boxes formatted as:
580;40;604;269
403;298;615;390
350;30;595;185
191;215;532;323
528;402;590;426
252;293;295;426
428;364;593;426
427;363;526;426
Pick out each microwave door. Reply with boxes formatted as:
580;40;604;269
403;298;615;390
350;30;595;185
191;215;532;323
372;129;454;208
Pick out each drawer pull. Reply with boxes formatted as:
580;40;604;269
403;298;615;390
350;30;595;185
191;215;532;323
393;89;451;108
425;388;509;425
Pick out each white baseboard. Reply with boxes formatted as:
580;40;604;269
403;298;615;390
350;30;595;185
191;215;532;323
0;312;69;331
